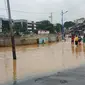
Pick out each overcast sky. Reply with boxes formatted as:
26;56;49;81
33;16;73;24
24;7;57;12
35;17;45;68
0;0;85;24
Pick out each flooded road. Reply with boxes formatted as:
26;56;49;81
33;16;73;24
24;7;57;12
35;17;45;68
0;39;85;85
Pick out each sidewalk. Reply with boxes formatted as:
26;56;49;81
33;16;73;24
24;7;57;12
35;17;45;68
14;65;85;85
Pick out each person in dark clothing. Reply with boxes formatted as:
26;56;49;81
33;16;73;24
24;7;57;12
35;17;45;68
37;39;39;44
83;34;85;46
78;34;82;45
42;39;45;44
71;34;75;44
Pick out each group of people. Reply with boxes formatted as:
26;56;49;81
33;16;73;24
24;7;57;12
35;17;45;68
71;34;85;46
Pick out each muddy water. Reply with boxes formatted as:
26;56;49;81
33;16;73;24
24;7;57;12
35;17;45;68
0;40;85;85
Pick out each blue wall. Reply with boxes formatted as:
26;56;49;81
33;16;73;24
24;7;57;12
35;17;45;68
39;38;48;44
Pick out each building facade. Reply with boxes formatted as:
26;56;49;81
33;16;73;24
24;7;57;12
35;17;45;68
27;21;36;33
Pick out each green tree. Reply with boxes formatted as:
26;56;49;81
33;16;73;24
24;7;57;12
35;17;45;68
64;21;75;29
13;22;27;35
54;23;62;32
36;20;55;33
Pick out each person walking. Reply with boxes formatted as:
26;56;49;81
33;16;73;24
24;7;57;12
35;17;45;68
74;35;79;46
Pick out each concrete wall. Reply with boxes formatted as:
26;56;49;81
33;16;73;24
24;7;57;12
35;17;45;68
0;37;11;47
48;34;57;42
0;37;37;46
0;34;62;47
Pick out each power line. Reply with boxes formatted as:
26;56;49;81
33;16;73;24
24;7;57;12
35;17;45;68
0;8;52;15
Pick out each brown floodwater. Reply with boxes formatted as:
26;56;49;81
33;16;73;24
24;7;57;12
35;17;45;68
0;39;85;84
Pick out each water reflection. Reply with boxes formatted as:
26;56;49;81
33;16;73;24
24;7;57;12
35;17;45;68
13;60;17;85
17;44;38;52
72;44;83;58
78;45;82;56
1;40;85;85
4;57;9;83
83;45;85;56
76;45;82;57
71;43;84;58
71;44;74;54
75;46;79;59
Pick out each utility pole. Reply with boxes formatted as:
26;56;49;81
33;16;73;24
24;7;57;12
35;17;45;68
49;12;53;23
7;0;16;60
61;10;68;40
61;10;64;40
51;12;53;23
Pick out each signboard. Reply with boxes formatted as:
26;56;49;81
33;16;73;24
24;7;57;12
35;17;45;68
38;30;49;34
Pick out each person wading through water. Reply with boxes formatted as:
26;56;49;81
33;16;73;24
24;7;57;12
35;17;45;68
78;34;82;45
74;35;79;46
71;34;75;44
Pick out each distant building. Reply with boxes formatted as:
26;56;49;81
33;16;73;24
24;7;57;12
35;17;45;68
70;18;85;35
13;20;37;34
74;18;85;24
0;18;37;34
27;21;36;33
13;19;28;33
0;18;11;33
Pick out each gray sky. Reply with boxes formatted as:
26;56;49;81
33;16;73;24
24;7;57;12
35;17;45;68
0;0;85;24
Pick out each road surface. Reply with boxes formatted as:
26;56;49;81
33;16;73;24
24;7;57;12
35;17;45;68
0;38;85;85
